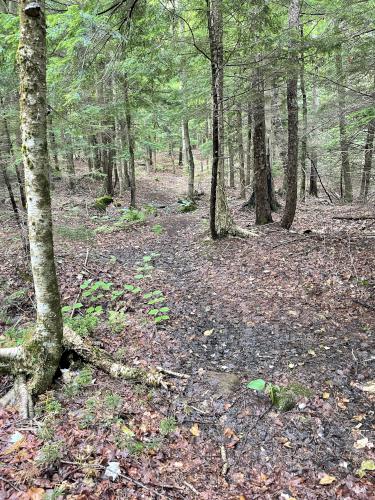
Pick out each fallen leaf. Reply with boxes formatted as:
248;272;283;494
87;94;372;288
361;380;375;393
319;474;336;485
288;363;295;369
25;487;45;500
354;437;373;449
190;423;200;437
203;329;214;336
356;459;375;478
104;461;121;481
308;350;316;357
322;392;330;399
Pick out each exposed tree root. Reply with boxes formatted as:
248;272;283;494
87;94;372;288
229;225;259;238
62;327;165;386
0;327;166;417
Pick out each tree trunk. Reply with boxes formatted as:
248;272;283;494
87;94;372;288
236;106;246;198
299;24;307;201
253;68;272;225
228;131;235;188
207;0;235;238
48;111;59;171
281;0;299;230
183;119;195;199
62;131;75;190
360;119;375;200
246;105;252;186
124;75;136;208
309;71;318;197
335;45;353;202
18;0;63;402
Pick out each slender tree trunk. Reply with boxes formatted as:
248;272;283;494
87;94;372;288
236;106;246;198
48;111;59;171
360;119;375;200
183;119;195;199
62;131;75;190
18;0;63;400
124;75;136;208
309;71;318;197
253;68;272;225
299;25;307;201
228;131;235;188
281;0;299;230
207;0;234;238
178;144;183;166
335;45;353;202
246;105;252;186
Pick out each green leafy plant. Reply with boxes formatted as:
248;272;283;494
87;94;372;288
108;309;127;333
178;199;197;213
151;224;164;235
246;378;309;412
121;208;146;222
36;441;63;466
55;225;95;242
159;417;177;436
94;195;113;211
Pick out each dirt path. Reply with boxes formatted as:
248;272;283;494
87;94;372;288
0;172;374;498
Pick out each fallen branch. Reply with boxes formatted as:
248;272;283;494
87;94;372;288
353;299;375;311
332;215;375;221
156;366;191;379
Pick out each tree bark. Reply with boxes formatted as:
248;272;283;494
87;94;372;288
253;68;272;225
48;111;59;171
360;119;374;200
281;0;299;230
18;0;63;399
246;105;252;186
124;75;136;208
299;24;307;201
335;44;353;202
207;0;240;238
183;119;195;199
236;106;246;198
309;72;319;197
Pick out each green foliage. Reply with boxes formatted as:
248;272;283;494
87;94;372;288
151;224;164;235
0;326;30;347
64;313;99;337
108;309;127;333
159;417;177;436
246;378;311;412
36;441;63;466
121;208;146;222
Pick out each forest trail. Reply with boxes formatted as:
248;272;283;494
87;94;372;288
1;171;374;498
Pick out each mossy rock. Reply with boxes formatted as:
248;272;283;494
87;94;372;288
178;199;197;213
95;196;113;211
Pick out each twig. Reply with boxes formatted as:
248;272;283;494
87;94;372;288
156;366;191;379
220;445;228;476
84;248;90;267
353;299;375;311
0;476;22;492
183;481;200;496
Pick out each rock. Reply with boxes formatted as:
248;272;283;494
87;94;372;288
204;371;241;396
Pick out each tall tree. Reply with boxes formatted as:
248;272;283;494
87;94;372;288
360;119;375;200
0;0;63;417
281;0;299;229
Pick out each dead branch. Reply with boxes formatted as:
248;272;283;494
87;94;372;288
332;215;375;221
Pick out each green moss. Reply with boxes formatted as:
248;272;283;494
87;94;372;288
95;195;113;211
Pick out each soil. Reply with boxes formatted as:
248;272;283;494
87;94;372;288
0;168;374;499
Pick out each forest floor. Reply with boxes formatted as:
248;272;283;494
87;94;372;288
0;166;374;499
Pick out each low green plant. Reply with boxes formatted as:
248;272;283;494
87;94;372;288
122;208;146;222
0;326;30;347
151;224;164;235
246;378;309;412
108;309;127;333
43;394;63;415
148;306;170;323
64;313;99;337
36;441;63;466
159;417;177;436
